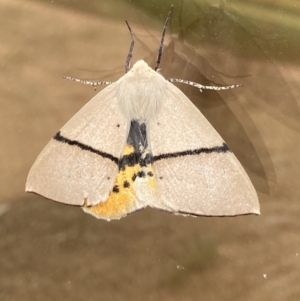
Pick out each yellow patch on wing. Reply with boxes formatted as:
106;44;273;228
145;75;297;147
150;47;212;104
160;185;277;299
83;144;136;219
84;144;156;220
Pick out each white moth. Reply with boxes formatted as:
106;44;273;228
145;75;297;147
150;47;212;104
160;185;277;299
26;6;260;221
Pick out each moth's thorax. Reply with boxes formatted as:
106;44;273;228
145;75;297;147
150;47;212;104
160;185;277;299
116;60;166;121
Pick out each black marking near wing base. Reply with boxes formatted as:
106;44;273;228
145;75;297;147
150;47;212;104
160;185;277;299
123;180;130;188
118;120;152;170
153;143;231;162
137;171;146;178
53;131;118;164
112;185;119;193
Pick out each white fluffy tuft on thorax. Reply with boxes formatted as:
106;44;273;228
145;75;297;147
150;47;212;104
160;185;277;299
115;60;167;122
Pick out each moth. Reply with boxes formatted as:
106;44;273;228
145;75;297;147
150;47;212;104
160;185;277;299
26;6;260;220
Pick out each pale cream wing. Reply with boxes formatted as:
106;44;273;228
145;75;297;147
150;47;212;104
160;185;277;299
26;83;129;206
148;82;260;216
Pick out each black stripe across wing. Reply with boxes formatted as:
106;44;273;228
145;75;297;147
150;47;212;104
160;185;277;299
53;131;118;164
153;143;231;162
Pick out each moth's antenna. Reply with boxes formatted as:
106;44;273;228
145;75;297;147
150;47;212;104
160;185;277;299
125;20;135;73
62;76;112;90
155;5;174;71
168;78;242;92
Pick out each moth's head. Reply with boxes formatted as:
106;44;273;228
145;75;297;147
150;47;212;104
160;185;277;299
129;60;152;73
